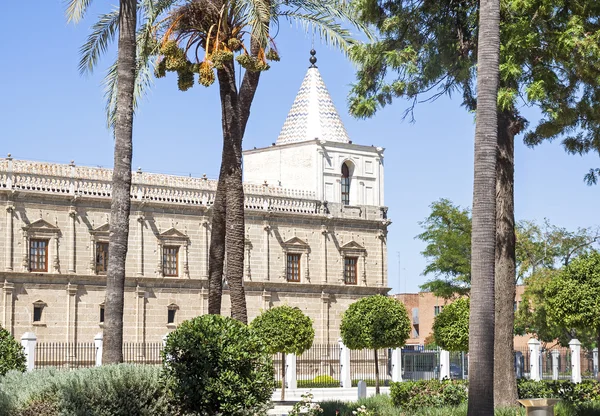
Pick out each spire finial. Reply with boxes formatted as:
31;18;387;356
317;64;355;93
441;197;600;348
309;49;317;68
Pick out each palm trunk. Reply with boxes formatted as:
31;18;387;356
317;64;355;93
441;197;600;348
216;60;248;324
494;111;519;406
467;0;500;413
103;0;136;365
208;169;226;315
374;349;380;395
281;352;286;401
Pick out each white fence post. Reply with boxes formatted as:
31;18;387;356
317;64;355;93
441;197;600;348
338;338;352;388
391;347;403;382
569;339;582;383
551;350;559;381
593;348;598;379
94;332;103;367
286;353;297;390
20;332;37;372
440;350;451;380
528;338;541;381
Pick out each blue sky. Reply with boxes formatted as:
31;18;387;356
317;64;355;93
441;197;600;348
1;2;598;294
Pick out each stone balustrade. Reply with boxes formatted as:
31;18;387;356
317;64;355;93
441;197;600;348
0;158;322;215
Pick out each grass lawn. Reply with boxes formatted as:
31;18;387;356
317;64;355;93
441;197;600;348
318;394;600;415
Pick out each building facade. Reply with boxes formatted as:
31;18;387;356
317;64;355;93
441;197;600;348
0;56;390;345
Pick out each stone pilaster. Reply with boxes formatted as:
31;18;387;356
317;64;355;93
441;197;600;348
68;208;77;273
263;221;271;281
183;241;190;278
201;219;209;279
137;214;145;276
320;291;330;345
5;204;14;271
262;289;271;310
321;225;328;283
378;230;386;287
200;287;208;314
362;253;367;286
66;283;78;345
52;234;60;274
2;281;14;334
135;285;146;348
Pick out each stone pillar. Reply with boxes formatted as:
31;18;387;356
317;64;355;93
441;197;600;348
263;222;271;281
66;283;78;347
2;281;14;334
339;252;345;284
200;287;209;314
339;338;352;388
317;148;324;201
202;219;209;279
321;225;328;283
94;332;103;367
361;253;367;286
156;241;163;277
52;234;60;273
183;241;190;278
593;348;598;379
320;291;330;344
377;230;386;287
21;332;37;372
137;215;144;276
262;290;271;310
21;229;29;272
440;350;451;380
5;204;14;271
528;338;541;381
89;235;96;275
551;349;560;381
569;338;582;383
245;243;252;281
135;285;146;349
391;347;403;382
304;252;310;282
286;353;297;390
68;208;77;273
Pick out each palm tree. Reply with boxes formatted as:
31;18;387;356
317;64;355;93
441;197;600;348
65;0;140;363
467;0;500;413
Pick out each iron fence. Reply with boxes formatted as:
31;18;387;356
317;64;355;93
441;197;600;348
297;344;340;387
349;348;391;387
35;342;96;369
402;349;439;381
123;342;163;365
449;351;468;380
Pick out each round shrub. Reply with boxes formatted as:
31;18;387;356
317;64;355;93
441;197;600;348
313;375;337;385
0;325;26;376
162;314;274;415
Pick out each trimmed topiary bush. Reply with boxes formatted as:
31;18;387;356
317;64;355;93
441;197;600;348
0;325;26;376
162;314;274;415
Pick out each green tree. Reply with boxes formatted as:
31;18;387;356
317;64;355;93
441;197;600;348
433;298;470;352
162;314;274;415
340;295;411;394
0;326;25;376
66;0;142;363
544;252;600;368
417;199;471;299
348;0;600;406
251;305;314;400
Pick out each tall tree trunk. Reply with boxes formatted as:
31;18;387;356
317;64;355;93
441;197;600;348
281;352;286;401
216;61;247;324
494;111;519;406
374;349;380;395
103;0;136;365
467;0;500;413
207;168;226;315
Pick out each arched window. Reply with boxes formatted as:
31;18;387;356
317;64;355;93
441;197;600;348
341;162;350;205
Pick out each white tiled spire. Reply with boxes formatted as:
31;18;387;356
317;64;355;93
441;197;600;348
276;50;350;145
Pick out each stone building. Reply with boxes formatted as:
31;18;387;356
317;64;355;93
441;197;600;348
0;54;390;345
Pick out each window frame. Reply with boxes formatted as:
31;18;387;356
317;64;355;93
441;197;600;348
343;256;358;285
29;239;49;272
32;300;46;325
167;303;179;327
95;242;109;275
286;253;302;282
341;162;350;205
163;246;179;277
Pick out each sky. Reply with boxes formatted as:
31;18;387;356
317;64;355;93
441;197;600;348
0;2;598;294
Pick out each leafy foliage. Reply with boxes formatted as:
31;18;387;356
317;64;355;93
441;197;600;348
161;314;274;415
250;305;314;355
0;326;25;376
544;251;600;347
0;365;170;416
416;199;471;299
432;298;469;352
340;295;411;350
390;380;468;410
348;0;600;182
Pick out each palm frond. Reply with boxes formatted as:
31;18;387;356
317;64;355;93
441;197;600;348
234;0;271;48
280;10;356;54
102;60;119;130
65;0;95;23
78;8;119;75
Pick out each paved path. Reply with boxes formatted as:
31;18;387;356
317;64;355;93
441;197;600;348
267;387;391;415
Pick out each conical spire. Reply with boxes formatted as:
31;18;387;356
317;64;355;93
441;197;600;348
276;51;350;145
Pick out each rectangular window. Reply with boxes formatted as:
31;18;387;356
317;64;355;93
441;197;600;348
163;246;179;277
167;309;176;324
33;306;43;322
344;257;358;285
29;239;49;272
434;306;441;316
95;242;109;274
100;306;105;323
286;254;301;282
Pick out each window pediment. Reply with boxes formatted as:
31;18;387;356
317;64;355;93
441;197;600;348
340;240;366;252
90;223;110;237
159;227;188;243
23;219;60;234
282;236;310;252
